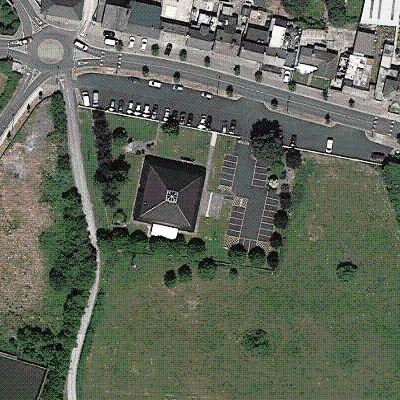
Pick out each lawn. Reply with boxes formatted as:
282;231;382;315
208;134;236;192
155;127;211;166
79;155;400;399
292;70;309;85
310;75;330;90
106;114;158;142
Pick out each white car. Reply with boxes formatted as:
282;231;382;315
129;36;135;48
127;100;134;114
140;38;148;51
325;137;334;153
15;37;32;46
283;70;291;83
143;104;151;117
108;99;115;112
74;39;88;51
172;84;183;91
201;91;212;99
198;114;207;130
149;80;162;88
163;108;171;122
134;102;142;116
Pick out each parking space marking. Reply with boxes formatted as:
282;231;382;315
219;154;238;191
251;160;269;187
256;191;280;243
226;198;247;241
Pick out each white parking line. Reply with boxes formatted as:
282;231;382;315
256;193;278;243
251;160;268;187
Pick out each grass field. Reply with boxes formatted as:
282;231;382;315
310;76;330;90
106;114;157;142
79;155;400;399
292;70;309;85
155;127;211;166
208;134;236;192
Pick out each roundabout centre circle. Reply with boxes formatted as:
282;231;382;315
37;39;64;64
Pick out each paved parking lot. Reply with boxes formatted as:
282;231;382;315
218;154;238;191
256;192;280;242
251;160;269;188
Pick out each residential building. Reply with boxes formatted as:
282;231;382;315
41;0;83;21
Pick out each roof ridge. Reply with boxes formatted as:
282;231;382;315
141;200;168;217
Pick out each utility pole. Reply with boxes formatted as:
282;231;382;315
286;95;290;112
217;75;221;95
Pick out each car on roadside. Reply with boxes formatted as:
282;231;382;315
229;119;236;134
172;110;178;120
33;16;43;27
128;76;140;83
198;114;207;129
140;38;148;51
325;137;334;153
82;91;90;107
74;39;88;51
205;115;212;130
151;104;158;119
173;84;183;91
148;80;162;88
283;70;291;83
179;111;186;125
290;134;297;147
163;107;171;122
164;43;172;55
118;99;124;112
108;99;116;112
186;113;193;126
14;37;32;46
92;90;99;107
201;91;213;99
143;104;151;117
127;100;134;114
221;120;228;134
371;151;386;162
128;36;135;48
134;102;142;116
103;30;115;38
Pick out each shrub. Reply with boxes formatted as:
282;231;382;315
178;264;192;282
255;70;263;82
229;267;239;279
248;246;266;266
240;329;270;356
322;88;328;100
233;65;241;75
187;237;206;259
151;43;159;56
279;192;292;210
288;80;296;91
142;65;149;76
97;228;112;242
269;232;283;249
286;148;302;169
226;84;234;97
115;40;123;51
164;269;176;287
274;209;288;229
173;71;180;82
204;55;210;67
325;113;331;124
179;49;187;61
336;262;357;282
267;251;279;270
349;98;355;108
228;243;247;264
198;257;217;280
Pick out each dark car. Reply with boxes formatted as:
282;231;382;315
229;119;236;134
290;134;297;147
151;104;158;119
205;115;212;130
103;30;115;38
179;111;186;125
172;110;178;120
164;43;172;55
118;99;124;112
371;152;386;161
128;76;140;83
186;113;193;126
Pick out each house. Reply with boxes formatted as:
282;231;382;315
133;155;206;233
353;28;376;58
383;75;400;99
344;54;373;90
213;13;241;56
268;16;287;48
101;0;130;31
127;0;162;37
41;0;83;21
240;21;270;62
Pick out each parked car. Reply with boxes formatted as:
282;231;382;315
173;84;183;91
201;91;213;99
104;37;116;46
186;113;193;126
128;76;139;83
371;151;386;161
14;37;32;46
82;91;90;107
163;107;171;122
143;104;151;117
283;70;291;83
74;39;88;51
290;134;297;147
129;36;135;48
198;114;207;129
118;99;124;112
127;100;134;114
325;137;334;153
108;99;116;112
103;30;115;38
205;115;212;130
92;90;99;107
134;102;142;116
229;119;236;134
151;104;158;119
172;110;178;120
148;80;162;88
164;43;172;55
140;38;148;51
221;120;228;134
179;111;186;125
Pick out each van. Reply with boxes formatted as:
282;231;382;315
74;40;88;51
93;90;99;107
104;37;116;46
82;91;90;107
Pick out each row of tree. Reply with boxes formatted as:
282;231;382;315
8;91;97;399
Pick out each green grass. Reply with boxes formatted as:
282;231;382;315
155;127;211;166
0;60;21;112
106;114;158;142
292;70;309;85
311;75;330;90
208;134;236;192
80;156;400;399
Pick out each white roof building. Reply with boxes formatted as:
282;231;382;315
269;25;286;48
360;0;400;26
151;224;178;240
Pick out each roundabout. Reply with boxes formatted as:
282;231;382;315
37;38;64;64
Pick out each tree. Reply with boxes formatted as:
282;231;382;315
288;80;296;91
241;329;270;356
112;208;127;225
198;257;217;280
255;70;263;82
279;192;292;210
274;209;288;229
142;65;149;76
336;262;358;282
112;127;127;147
49;268;67;291
178;264;192;282
229;267;239;279
233;64;240;75
226;84;233;97
286;148;302;169
173;71;180;82
164;269;176;288
204;55;210;67
131;229;148;253
271;98;278;108
325;113;331;124
269;232;283;249
162;114;179;136
267;251;279;270
97;228;112;242
248;246;266;266
151;44;159;56
115;40;123;52
39;90;43;100
228;243;247;264
322;88;328;100
250;118;284;165
187;237;206;259
349;98;355;108
179;49;187;61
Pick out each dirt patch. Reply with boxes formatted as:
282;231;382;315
0;99;55;332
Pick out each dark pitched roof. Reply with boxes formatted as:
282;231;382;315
242;40;265;53
128;0;161;28
102;3;130;30
245;25;269;44
299;45;339;79
215;26;241;44
133;155;206;232
41;0;83;19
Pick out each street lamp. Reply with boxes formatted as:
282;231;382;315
217;75;221;95
286;95;290;112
